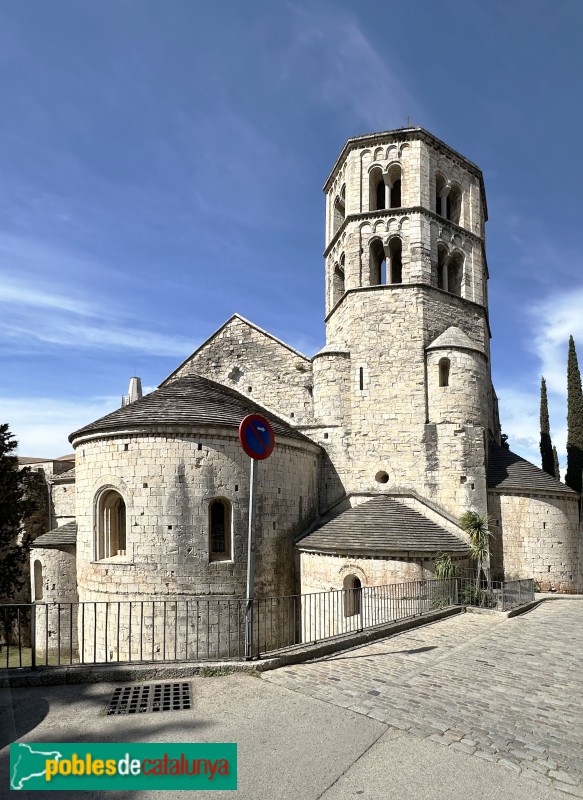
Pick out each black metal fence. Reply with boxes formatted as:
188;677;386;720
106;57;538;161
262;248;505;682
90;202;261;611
455;576;535;611
0;575;534;670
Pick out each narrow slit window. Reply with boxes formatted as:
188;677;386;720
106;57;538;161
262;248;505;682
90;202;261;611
34;560;43;601
359;367;364;390
439;358;450;387
209;499;232;561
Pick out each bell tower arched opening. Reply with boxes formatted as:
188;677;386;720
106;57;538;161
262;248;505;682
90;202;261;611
369;239;386;285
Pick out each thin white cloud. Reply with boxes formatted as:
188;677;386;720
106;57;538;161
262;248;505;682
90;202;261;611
0;276;100;317
0;318;194;357
528;288;583;396
283;4;424;131
1;396;120;458
0;272;196;357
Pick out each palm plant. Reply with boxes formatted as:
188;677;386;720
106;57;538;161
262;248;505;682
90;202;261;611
433;553;458;580
459;511;492;589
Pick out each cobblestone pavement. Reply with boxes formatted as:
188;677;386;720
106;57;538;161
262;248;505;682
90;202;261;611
263;600;583;797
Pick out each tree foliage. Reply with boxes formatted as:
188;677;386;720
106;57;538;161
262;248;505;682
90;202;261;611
566;336;583;495
539;376;556;477
459;511;492;587
0;424;36;599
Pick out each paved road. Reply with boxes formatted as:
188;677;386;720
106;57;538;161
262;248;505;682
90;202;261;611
264;599;583;797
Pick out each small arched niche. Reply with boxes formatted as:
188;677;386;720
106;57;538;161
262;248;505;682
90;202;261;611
369;167;386;211
343;574;362;617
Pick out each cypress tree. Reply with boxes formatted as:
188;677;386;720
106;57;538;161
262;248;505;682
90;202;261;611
539;376;555;476
565;336;583;494
0;424;36;599
553;446;560;481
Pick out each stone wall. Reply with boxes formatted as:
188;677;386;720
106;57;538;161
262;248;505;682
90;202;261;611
299;550;469;641
164;315;314;426
74;428;319;603
488;490;581;592
31;545;78;660
51;479;76;527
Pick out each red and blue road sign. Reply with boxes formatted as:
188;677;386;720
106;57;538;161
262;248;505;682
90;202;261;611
238;414;275;460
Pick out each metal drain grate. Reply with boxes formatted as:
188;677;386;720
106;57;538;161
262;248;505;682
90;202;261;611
106;682;192;715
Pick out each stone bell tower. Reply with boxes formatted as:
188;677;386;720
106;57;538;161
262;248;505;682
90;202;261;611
312;128;500;518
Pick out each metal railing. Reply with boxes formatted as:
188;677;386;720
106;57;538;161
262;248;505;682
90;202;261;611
456;576;535;611
0;575;534;669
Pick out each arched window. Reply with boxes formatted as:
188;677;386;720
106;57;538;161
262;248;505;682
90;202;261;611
332;253;345;306
209;499;232;561
332;186;345;235
435;173;446;216
34;560;43;601
437;244;447;289
369;239;386;285
343;574;362;617
447;184;462;225
387;164;402;209
439;358;450;387
369;167;385;211
447;253;463;297
96;489;126;560
388;237;402;284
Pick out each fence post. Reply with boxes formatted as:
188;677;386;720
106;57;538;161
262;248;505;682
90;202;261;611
30;604;36;670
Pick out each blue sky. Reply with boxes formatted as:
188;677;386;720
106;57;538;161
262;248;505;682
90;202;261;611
1;0;582;471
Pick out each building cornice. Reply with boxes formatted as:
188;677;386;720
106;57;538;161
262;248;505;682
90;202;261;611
323;127;488;222
324;206;484;258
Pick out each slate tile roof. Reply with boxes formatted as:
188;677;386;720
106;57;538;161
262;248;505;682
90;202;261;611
488;443;577;496
32;521;77;548
297;496;469;555
69;375;311;443
53;467;75;480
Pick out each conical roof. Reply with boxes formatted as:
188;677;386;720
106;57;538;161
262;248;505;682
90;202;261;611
426;326;484;354
69;375;312;444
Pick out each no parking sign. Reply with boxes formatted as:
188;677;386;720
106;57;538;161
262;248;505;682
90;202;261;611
238;414;274;460
239;413;275;659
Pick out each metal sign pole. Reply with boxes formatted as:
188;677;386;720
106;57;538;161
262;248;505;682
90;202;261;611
245;457;258;660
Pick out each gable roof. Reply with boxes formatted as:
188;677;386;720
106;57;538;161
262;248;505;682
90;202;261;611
297;496;469;556
426;326;484;354
32;522;77;548
488;442;577;496
69;374;314;445
161;314;311;387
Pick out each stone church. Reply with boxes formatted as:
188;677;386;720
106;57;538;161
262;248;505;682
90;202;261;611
31;127;582;626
